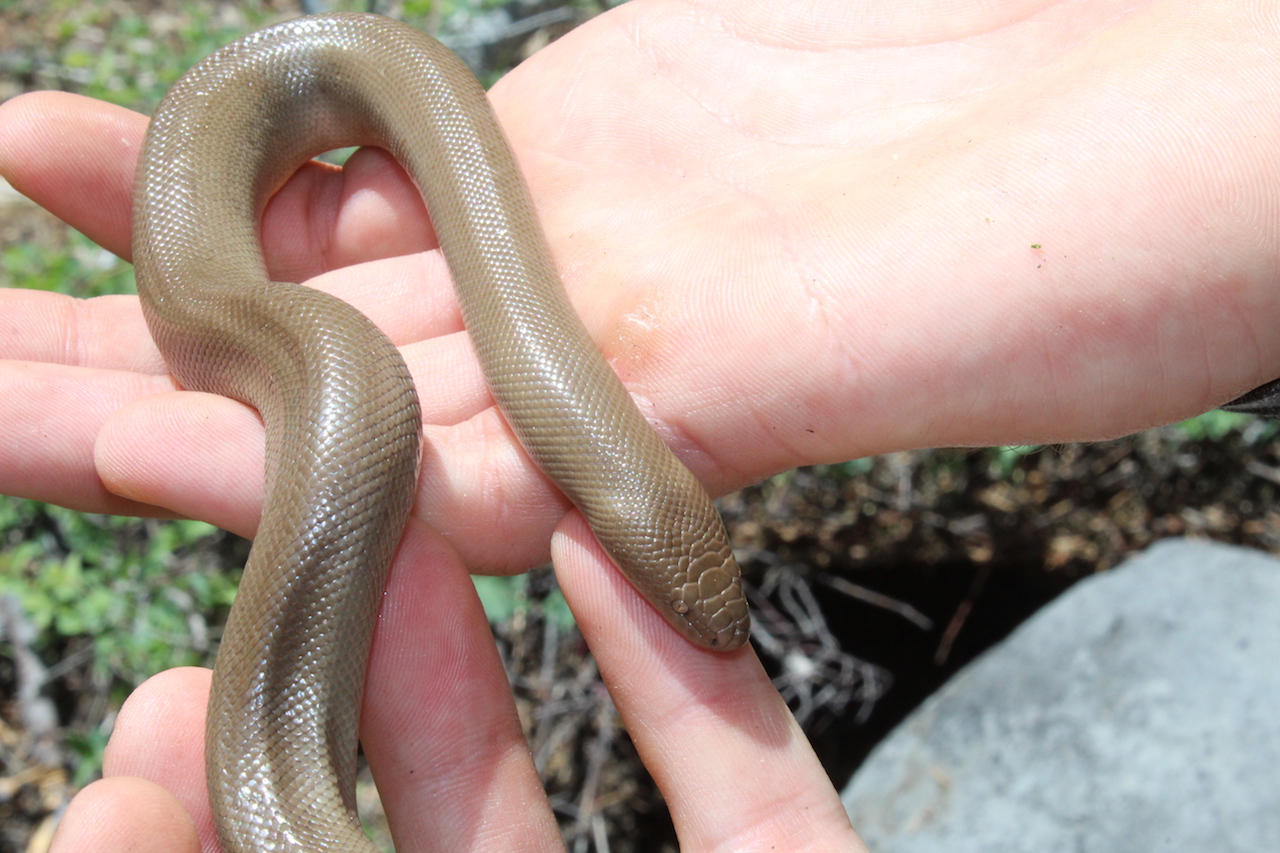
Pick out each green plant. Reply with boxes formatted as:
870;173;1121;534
988;444;1042;479
0;229;135;295
473;573;575;631
64;727;111;787
0;500;239;686
1175;408;1271;442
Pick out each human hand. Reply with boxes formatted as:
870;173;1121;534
2;2;1277;848
45;518;864;853
2;0;1278;573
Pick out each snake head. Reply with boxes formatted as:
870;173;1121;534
666;547;751;651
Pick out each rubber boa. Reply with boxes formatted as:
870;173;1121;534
131;13;749;852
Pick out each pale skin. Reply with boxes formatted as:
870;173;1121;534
1;0;1277;850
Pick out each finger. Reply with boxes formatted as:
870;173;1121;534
359;519;566;851
1;250;490;519
0;290;162;373
0;251;461;367
0;92;140;260
95;390;265;536
49;776;201;853
94;383;566;570
103;667;219;851
552;513;867;853
0;359;173;514
261;146;438;283
0;261;501;532
416;411;570;573
100;529;568;853
0;93;445;279
86;247;562;569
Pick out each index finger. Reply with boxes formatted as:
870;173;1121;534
552;513;868;852
0;92;440;281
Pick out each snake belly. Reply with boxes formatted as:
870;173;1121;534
132;13;748;853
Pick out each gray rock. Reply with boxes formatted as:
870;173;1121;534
841;539;1280;852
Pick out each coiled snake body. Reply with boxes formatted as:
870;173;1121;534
131;13;748;852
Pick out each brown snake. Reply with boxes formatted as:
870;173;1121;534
131;12;749;853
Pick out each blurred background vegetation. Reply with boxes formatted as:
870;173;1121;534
3;2;1279;852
